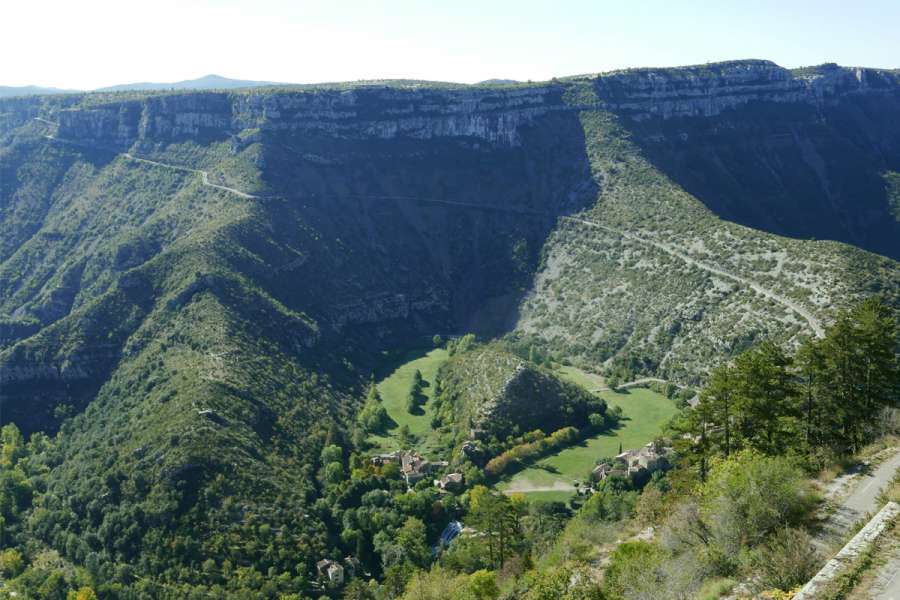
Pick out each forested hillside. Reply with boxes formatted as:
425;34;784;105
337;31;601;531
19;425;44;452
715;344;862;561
1;60;899;597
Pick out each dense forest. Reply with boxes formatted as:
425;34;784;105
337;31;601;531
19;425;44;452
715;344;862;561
1;300;898;598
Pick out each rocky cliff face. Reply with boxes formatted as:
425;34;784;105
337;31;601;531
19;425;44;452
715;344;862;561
37;85;563;149
7;60;898;151
592;60;900;119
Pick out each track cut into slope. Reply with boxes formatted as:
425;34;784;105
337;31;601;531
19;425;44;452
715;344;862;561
36;120;827;344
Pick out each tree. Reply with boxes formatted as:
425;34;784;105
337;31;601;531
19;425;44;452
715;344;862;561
699;363;736;457
699;451;814;560
795;338;826;452
731;342;795;454
433;334;443;347
0;548;24;578
816;298;899;452
359;384;389;433
321;444;343;466
325;462;346;485
407;375;426;414
467;487;523;568
343;578;376;600
399;425;416;447
67;589;99;600
399;567;467;600
396;517;431;568
467;570;499;600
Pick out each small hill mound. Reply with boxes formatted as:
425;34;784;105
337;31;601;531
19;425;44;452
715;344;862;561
435;344;606;440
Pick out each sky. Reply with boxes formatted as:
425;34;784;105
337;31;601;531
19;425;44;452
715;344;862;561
2;0;898;89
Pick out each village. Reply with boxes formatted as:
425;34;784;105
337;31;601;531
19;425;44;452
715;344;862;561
305;442;673;589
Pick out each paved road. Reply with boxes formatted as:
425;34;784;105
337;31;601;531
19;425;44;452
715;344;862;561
873;552;900;599
817;449;900;550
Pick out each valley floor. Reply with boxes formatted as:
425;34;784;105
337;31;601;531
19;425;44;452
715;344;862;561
368;351;678;502
367;347;449;455
497;372;677;500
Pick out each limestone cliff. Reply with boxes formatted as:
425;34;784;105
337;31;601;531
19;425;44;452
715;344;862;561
4;60;897;151
591;60;900;119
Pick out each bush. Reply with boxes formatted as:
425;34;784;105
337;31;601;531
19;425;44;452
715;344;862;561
0;548;24;577
700;452;815;561
602;541;667;599
750;527;820;591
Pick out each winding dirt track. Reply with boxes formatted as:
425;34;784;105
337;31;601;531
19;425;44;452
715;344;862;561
125;154;828;340
563;217;826;338
122;153;260;199
35;117;825;340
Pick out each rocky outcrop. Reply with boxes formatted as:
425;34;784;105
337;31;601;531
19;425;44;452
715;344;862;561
439;347;604;439
330;289;450;330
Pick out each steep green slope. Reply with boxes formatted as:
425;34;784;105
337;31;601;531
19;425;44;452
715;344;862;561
1;60;899;595
0;137;355;590
0;90;597;595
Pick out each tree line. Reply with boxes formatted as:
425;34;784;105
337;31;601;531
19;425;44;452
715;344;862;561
675;298;899;477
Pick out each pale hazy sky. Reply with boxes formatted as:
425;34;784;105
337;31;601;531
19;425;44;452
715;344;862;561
2;0;898;89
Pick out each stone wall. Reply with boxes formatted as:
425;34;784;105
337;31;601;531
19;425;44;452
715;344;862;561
793;501;900;600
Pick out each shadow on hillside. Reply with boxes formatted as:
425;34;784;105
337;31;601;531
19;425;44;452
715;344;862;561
372;347;433;382
613;97;900;261
256;108;600;344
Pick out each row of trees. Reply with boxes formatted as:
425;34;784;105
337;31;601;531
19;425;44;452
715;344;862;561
483;427;579;477
676;298;899;476
406;370;427;414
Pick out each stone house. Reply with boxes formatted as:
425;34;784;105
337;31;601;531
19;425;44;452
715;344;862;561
316;559;345;586
370;451;402;466
593;442;670;482
434;472;464;491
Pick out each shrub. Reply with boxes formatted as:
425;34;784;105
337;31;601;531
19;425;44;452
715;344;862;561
700;452;815;562
750;527;820;591
603;541;667;599
0;548;24;577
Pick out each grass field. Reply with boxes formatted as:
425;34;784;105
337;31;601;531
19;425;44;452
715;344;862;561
557;365;607;391
497;367;678;499
368;348;449;454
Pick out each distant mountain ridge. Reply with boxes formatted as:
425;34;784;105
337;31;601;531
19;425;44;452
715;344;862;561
0;75;286;97
0;85;76;98
94;73;284;91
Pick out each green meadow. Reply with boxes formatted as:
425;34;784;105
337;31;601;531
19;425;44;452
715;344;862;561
368;348;449;454
497;367;678;498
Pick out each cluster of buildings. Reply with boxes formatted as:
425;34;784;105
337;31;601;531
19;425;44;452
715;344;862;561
591;442;671;482
371;449;461;489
